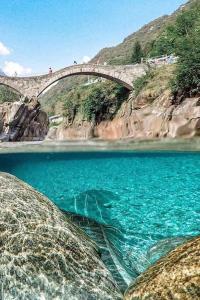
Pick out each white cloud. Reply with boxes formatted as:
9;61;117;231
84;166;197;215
0;42;10;56
3;61;32;76
82;56;90;64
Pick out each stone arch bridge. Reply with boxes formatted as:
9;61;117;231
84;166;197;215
0;63;147;99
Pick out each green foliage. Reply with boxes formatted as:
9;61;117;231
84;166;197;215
131;41;143;64
82;84;128;122
173;3;200;94
146;28;176;57
148;2;200;57
62;81;129;124
133;71;154;96
172;14;200;94
147;1;200;95
63;89;81;123
0;85;20;103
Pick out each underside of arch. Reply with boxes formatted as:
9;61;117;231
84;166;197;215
0;82;23;97
38;71;133;97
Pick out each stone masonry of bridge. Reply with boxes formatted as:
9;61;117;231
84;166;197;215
0;63;148;99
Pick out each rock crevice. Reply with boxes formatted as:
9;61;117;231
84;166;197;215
0;98;49;141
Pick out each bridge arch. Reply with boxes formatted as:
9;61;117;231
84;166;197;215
38;72;132;97
0;81;23;97
37;64;134;97
0;64;147;99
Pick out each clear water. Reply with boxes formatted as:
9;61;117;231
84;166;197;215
0;151;200;273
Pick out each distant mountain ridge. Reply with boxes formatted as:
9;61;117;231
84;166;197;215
90;0;195;65
90;15;169;65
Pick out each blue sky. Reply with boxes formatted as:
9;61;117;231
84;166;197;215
0;0;187;75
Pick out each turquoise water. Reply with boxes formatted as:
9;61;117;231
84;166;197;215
0;151;200;273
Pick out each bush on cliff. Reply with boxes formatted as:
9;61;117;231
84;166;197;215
0;85;20;103
147;1;200;96
171;20;200;96
133;65;176;101
133;71;154;97
82;83;128;123
63;81;129;124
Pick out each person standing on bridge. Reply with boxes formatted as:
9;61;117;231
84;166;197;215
49;67;53;75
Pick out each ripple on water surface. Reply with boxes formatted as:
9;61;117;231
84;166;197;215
0;151;200;272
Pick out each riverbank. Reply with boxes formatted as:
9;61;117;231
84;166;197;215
1;137;200;153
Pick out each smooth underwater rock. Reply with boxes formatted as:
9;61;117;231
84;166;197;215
124;236;200;300
0;172;122;300
62;189;139;292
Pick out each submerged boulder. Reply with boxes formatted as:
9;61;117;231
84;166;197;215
0;172;122;300
124;236;200;300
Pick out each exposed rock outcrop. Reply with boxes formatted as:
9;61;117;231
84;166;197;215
47;94;200;140
124;236;200;300
0;98;49;141
0;172;122;300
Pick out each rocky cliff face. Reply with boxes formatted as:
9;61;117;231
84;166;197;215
47;93;200;140
0;98;49;141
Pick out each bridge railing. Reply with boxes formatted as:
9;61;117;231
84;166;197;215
142;54;178;66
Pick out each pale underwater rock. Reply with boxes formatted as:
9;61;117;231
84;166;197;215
124;236;200;300
0;172;122;300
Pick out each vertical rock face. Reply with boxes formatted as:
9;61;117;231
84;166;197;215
46;95;200;141
0;98;49;141
93;95;200;139
0;172;122;300
124;236;200;300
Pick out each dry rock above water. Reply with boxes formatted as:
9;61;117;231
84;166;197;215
0;98;49;141
0;172;122;300
124;236;200;300
47;95;200;141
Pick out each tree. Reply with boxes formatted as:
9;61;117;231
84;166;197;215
172;29;200;95
0;85;20;103
131;41;143;64
171;2;200;94
147;0;200;95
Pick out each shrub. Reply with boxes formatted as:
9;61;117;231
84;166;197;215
0;85;20;103
82;83;129;123
172;24;200;95
147;1;200;95
133;71;154;96
131;41;144;64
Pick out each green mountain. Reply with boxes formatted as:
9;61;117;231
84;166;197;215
90;0;195;65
